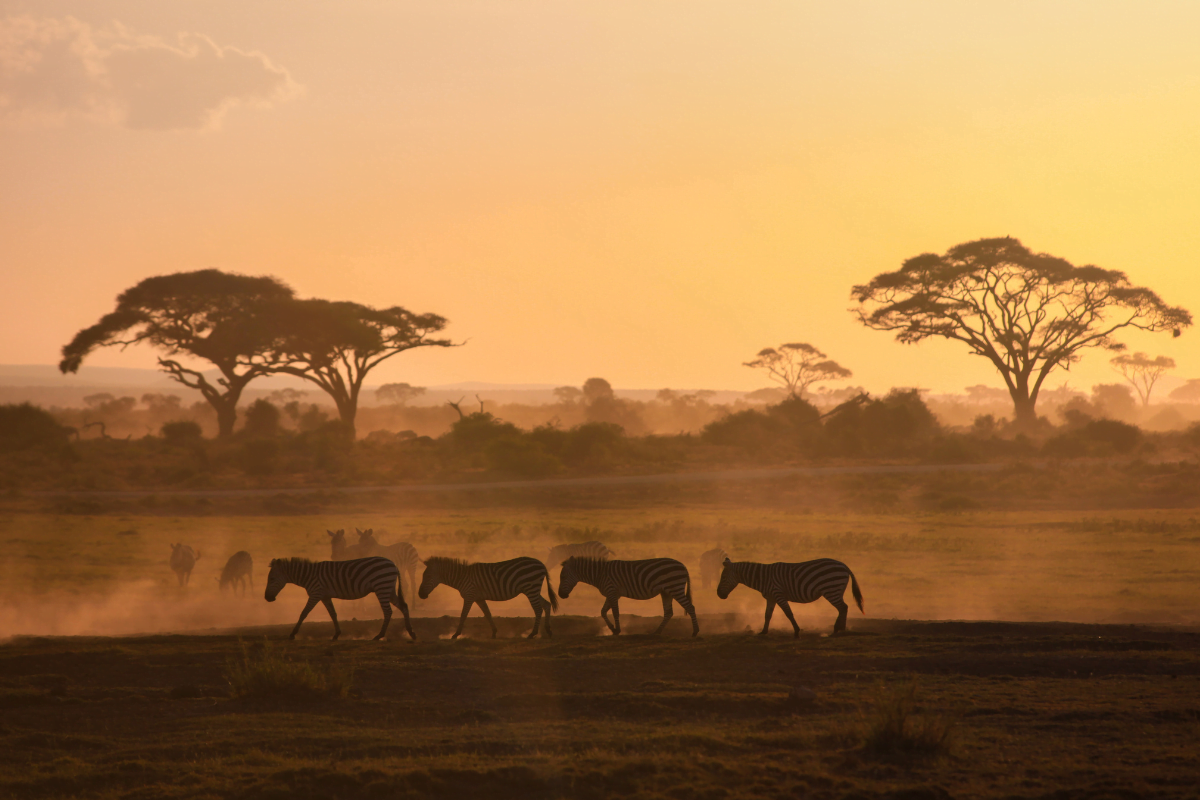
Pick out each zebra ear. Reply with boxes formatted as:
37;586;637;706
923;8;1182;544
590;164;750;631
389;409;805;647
327;530;335;537
355;527;363;534
723;557;732;566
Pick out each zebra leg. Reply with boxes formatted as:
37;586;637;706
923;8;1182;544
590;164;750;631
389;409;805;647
653;592;674;635
760;600;776;635
832;599;849;633
599;599;617;634
477;600;498;638
541;596;553;638
525;591;542;639
290;597;320;640
452;599;473;639
373;592;393;641
321;598;342;641
391;593;416;641
679;592;700;637
778;600;801;639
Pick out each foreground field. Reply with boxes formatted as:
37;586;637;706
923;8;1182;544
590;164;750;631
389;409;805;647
2;618;1198;799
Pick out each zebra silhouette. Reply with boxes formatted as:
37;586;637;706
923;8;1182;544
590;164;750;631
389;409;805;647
546;541;615;568
169;544;200;586
219;551;253;596
698;548;728;590
558;557;699;637
716;558;863;637
418;556;556;639
356;528;422;606
328;529;372;560
264;556;415;641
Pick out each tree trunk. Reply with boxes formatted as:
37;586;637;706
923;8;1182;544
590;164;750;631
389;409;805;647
334;395;357;439
1011;394;1038;432
215;400;238;439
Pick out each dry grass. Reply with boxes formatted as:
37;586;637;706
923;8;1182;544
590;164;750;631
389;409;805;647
225;638;353;700
859;679;956;760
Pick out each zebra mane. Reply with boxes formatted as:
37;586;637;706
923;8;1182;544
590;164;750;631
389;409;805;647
270;557;312;569
423;555;468;569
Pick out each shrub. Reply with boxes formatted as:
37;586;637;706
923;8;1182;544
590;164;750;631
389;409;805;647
484;437;561;477
860;680;955;760
0;403;69;452
225;640;352;700
161;420;203;444
242;399;281;438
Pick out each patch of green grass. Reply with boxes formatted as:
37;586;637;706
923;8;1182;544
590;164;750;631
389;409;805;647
860;679;955;761
225;639;353;700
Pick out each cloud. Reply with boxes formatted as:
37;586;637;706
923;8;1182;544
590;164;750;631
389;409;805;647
0;16;299;130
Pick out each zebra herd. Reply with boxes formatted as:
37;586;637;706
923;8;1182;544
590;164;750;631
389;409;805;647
169;532;863;641
252;536;864;642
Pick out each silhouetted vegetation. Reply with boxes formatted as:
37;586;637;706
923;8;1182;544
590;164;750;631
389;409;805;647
0;403;70;452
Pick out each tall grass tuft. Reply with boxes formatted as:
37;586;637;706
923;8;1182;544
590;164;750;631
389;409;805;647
860;680;955;760
225;639;353;700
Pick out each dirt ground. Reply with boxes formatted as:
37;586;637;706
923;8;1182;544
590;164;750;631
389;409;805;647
2;616;1198;799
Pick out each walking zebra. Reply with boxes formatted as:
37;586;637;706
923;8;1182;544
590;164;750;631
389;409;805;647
169;544;201;586
219;551;253;596
716;558;864;636
546;541;615;568
418;556;556;639
264;556;415;641
699;548;728;589
558;557;699;637
356;528;422;606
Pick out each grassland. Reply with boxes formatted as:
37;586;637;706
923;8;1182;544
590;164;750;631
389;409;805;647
2;473;1199;798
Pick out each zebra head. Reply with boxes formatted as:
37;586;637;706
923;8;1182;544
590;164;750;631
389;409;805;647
264;559;290;602
356;528;378;545
327;529;346;557
716;558;740;599
557;558;582;599
419;556;458;599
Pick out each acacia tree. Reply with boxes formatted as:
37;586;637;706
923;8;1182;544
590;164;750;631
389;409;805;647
1110;352;1175;406
376;382;426;406
265;299;452;436
59;270;294;437
743;342;852;398
852;238;1192;429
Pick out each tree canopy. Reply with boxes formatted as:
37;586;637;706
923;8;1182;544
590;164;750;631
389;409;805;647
263;299;453;435
59;270;294;437
1110;352;1175;407
851;237;1192;428
743;342;852;398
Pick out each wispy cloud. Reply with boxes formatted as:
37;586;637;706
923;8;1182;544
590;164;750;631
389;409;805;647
0;16;300;130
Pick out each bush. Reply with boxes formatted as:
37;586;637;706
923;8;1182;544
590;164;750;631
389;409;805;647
225;640;352;700
0;403;69;452
484;437;562;477
242;399;281;438
861;680;954;760
161;420;203;444
240;438;281;475
1044;417;1141;457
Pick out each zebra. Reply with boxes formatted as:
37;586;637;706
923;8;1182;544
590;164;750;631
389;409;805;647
546;541;615;568
264;556;415;641
169;544;201;586
716;557;864;637
418;556;557;639
356;528;422;606
699;548;728;590
219;551;253;596
328;529;373;560
557;557;699;637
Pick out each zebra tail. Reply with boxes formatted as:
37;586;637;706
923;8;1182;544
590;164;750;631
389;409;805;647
545;571;559;612
850;571;864;614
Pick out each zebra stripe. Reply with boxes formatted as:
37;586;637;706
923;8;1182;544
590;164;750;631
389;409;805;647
357;528;422;606
716;558;864;637
265;556;415;641
698;548;728;590
418;556;557;639
546;541;614;567
558;557;699;637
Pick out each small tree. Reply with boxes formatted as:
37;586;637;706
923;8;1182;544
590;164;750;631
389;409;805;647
376;383;426;406
852;237;1192;429
1110;352;1175;406
60;270;294;437
743;343;852;398
264;299;453;437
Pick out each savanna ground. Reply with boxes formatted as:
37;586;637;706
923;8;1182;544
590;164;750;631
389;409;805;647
2;469;1199;798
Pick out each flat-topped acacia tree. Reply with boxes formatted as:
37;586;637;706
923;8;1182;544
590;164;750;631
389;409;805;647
851;237;1192;430
263;299;453;437
59;270;294;438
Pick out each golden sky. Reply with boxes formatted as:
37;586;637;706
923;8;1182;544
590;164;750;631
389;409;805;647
2;1;1198;394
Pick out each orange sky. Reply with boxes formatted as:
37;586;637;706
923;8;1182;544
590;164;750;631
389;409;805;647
2;1;1198;395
